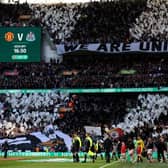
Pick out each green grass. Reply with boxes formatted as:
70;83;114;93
0;157;167;168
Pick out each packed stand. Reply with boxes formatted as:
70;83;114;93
1;0;168;43
30;0;146;44
0;3;35;27
21;57;168;89
62;56;168;88
30;0;168;42
0;62;62;89
70;0;146;43
0;92;168;155
1;56;168;88
61;93;168;137
0;92;168;137
0;92;72;138
0;92;72;152
30;3;84;44
130;0;168;41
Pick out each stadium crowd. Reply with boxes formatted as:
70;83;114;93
130;0;168;41
0;92;168;138
30;0;146;43
0;0;168;160
0;56;168;88
30;3;84;44
0;0;168;88
0;92;167;160
0;3;34;27
28;0;168;43
1;0;168;43
0;92;70;138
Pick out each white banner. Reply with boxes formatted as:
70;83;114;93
84;126;102;136
0;137;27;145
56;41;168;55
10;140;31;145
31;132;50;143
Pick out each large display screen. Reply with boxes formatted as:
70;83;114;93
0;27;41;62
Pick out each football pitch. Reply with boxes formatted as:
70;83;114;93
0;157;167;168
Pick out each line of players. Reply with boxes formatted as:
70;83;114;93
72;133;167;163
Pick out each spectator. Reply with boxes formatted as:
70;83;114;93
2;140;9;158
130;0;168;41
156;137;167;162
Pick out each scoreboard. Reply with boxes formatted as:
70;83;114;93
0;27;41;62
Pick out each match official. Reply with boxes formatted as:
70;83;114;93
72;133;82;162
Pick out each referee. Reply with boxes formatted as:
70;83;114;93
72;133;82;162
83;133;95;163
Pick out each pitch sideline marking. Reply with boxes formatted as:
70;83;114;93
99;161;119;168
